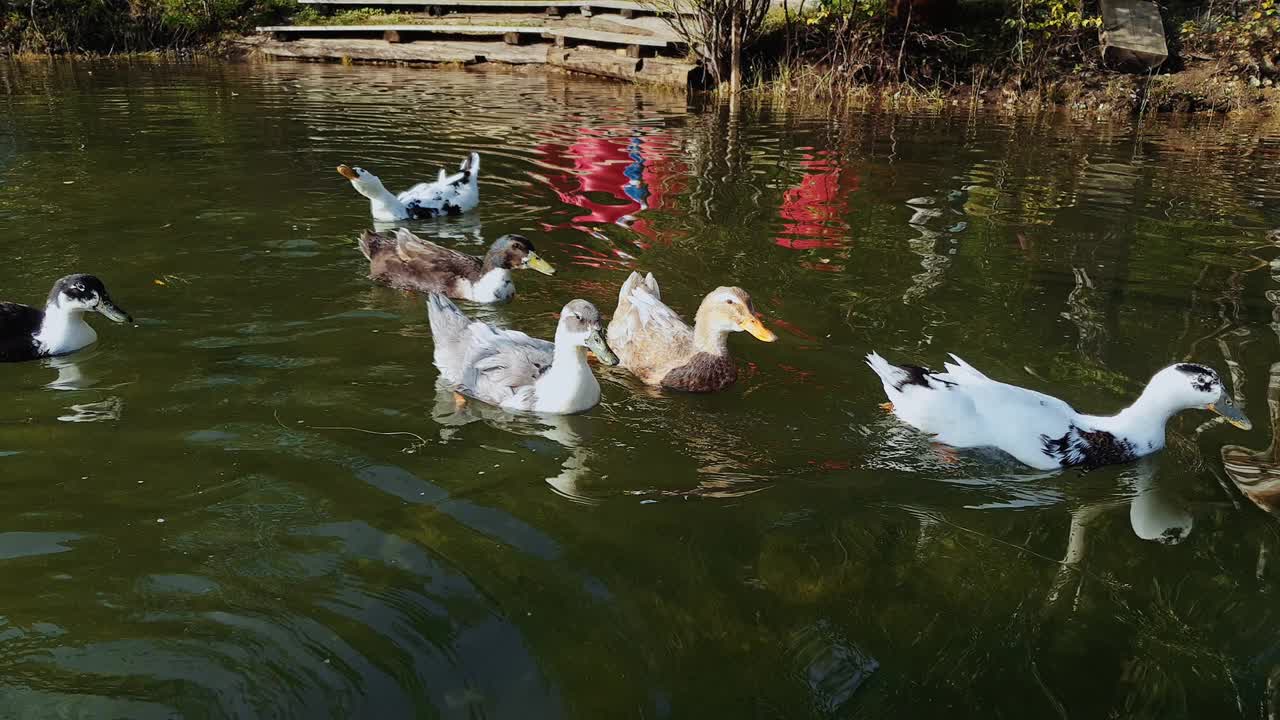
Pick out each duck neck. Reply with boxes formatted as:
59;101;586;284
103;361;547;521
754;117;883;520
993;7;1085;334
362;182;407;221
469;268;513;303
533;334;600;414
1093;383;1182;446
35;303;96;356
548;336;591;377
692;304;730;356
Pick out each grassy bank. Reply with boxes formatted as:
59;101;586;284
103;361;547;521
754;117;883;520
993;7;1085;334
4;0;1277;116
733;0;1280;115
0;0;297;54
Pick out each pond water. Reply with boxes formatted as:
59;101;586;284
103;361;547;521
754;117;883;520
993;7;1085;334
2;58;1280;718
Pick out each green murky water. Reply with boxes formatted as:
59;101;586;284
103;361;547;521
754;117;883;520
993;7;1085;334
2;58;1280;718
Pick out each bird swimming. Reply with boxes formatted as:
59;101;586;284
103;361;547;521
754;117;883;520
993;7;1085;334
606;272;776;392
0;274;131;362
358;228;554;303
867;352;1250;470
337;153;480;222
427;293;618;414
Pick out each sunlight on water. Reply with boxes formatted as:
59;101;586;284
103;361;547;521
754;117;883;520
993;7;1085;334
0;58;1279;718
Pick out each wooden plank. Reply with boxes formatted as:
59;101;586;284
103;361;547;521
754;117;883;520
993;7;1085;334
260;24;545;35
248;36;547;64
256;24;675;48
556;27;668;46
295;0;696;15
545;45;699;88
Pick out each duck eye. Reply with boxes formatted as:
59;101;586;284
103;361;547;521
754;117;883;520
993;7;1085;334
725;299;734;305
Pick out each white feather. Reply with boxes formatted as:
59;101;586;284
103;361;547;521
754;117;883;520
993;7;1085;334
866;352;1232;470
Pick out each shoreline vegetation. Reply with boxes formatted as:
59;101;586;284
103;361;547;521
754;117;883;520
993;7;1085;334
1;0;1277;117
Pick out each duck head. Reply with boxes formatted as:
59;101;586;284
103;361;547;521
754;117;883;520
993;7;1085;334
695;287;777;343
1145;363;1251;429
556;299;618;366
47;274;131;323
485;235;555;275
336;164;390;200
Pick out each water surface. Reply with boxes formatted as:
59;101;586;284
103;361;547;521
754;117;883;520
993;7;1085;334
2;59;1280;718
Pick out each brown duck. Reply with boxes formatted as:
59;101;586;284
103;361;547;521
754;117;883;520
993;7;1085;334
358;228;555;303
606;272;776;392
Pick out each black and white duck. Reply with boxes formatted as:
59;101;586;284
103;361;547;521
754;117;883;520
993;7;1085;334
337;153;481;222
0;274;131;362
867;353;1251;470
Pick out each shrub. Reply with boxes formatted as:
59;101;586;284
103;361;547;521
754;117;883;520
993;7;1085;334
0;0;297;54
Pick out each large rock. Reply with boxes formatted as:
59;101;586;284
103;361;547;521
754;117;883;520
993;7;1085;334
1099;0;1168;71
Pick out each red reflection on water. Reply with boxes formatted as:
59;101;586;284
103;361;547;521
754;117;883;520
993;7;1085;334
807;459;852;471
766;316;817;342
776;152;858;250
534;128;685;244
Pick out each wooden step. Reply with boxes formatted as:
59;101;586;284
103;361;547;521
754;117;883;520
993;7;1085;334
297;0;695;16
257;23;677;49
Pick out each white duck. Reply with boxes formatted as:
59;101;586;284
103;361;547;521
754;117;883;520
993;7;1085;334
426;294;620;415
337;152;481;222
867;353;1251;470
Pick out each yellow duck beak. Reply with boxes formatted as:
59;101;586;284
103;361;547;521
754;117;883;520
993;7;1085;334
336;164;359;181
526;252;556;276
740;315;777;343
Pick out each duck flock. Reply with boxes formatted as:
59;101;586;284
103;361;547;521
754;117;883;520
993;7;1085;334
0;152;1255;472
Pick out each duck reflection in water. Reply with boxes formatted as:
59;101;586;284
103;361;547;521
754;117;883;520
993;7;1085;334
41;355;125;422
430;381;599;505
370;208;486;244
1049;457;1192;610
43;355;88;391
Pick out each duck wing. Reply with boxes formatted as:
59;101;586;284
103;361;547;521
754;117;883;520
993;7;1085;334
398;152;481;217
607;274;689;349
0;303;43;362
458;323;555;408
426;293;479;383
377;229;482;292
868;353;1079;469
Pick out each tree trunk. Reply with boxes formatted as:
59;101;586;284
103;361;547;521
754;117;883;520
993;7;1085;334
729;3;742;93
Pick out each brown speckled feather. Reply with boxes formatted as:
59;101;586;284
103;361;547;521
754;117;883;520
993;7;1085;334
660;352;737;392
360;230;482;295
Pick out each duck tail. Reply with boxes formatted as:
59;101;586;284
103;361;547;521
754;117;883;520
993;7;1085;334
641;272;660;299
461;152;480;179
426;293;469;340
358;230;391;261
865;351;903;386
943;353;988;381
618;271;645;307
